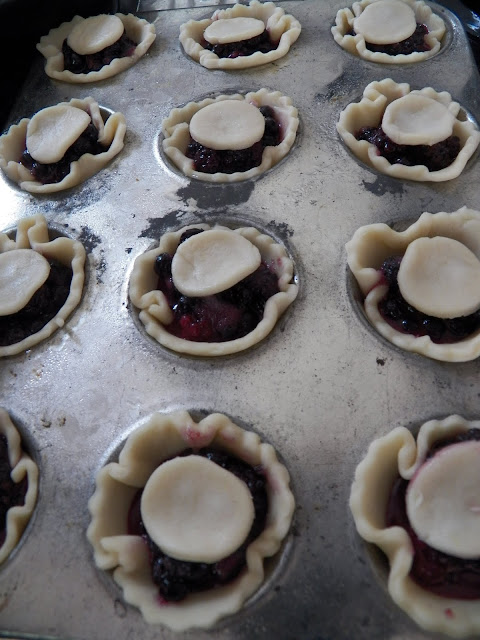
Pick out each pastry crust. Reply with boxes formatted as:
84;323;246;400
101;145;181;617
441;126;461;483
162;88;299;183
337;79;480;182
36;13;156;83
350;415;480;637
87;410;295;630
0;97;126;194
0;408;38;565
332;0;445;63
129;223;298;356
346;206;480;362
179;0;301;70
0;214;86;357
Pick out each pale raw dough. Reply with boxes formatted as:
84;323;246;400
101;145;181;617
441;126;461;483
129;223;298;356
162;89;299;183
332;0;446;63
0;214;86;357
37;13;156;83
180;0;301;70
67;15;124;55
346;206;480;362
204;17;265;44
350;415;480;637
337;79;480;182
353;0;416;44
26;105;91;163
0;97;126;194
0;250;50;315
87;410;295;630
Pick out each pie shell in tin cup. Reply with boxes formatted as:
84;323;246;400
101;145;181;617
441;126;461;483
180;0;301;70
87;410;295;631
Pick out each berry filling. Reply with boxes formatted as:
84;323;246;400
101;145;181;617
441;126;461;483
127;447;268;602
186;106;281;174
154;228;279;342
0;259;73;346
348;23;430;55
386;429;480;599
20;123;106;185
355;126;460;172
202;30;277;58
0;435;28;548
62;31;136;74
374;256;480;343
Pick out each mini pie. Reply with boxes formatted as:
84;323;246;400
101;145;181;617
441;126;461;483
179;0;301;70
129;223;298;356
337;79;480;182
162;88;299;183
0;97;126;194
332;0;445;63
0;214;85;357
350;415;480;637
0;408;38;565
37;13;156;83
346;206;480;362
87;410;295;630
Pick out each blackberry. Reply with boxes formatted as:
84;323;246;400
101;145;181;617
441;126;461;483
0;435;28;546
202;30;277;59
178;228;204;244
62;32;136;75
366;23;430;55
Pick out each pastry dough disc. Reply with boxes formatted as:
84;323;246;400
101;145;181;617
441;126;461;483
0;249;50;316
140;455;255;563
204;17;265;45
67;14;124;55
406;441;480;558
189;100;265;151
171;229;261;297
397;236;480;318
26;105;91;164
353;0;416;44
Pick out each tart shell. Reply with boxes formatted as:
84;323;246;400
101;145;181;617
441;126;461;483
36;13;156;83
180;0;301;70
129;223;298;356
87;410;295;630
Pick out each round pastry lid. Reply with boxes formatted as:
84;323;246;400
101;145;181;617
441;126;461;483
189;100;265;150
382;94;455;146
26;105;91;164
397;236;480;318
67;14;124;55
171;229;261;297
204;17;265;45
353;0;416;45
0;249;50;316
406;441;480;558
140;455;255;563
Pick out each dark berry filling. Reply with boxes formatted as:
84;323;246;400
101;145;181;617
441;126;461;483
348;23;430;55
20;122;106;185
202;29;277;58
374;256;480;343
355;126;460;172
127;447;268;602
0;259;73;347
62;31;136;74
154;228;279;342
186;105;281;174
386;429;480;599
0;435;28;547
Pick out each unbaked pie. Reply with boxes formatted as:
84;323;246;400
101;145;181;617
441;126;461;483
162;89;298;183
346;206;480;361
351;415;480;637
332;0;445;63
87;410;294;630
179;0;301;70
0;408;38;565
337;79;480;182
129;223;298;356
0;214;85;357
0;97;126;194
37;13;156;83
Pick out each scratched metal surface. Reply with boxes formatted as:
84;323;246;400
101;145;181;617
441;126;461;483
0;1;479;639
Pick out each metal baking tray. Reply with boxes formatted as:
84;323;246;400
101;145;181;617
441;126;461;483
1;1;480;638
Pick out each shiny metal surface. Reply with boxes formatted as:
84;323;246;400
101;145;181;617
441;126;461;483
0;2;479;639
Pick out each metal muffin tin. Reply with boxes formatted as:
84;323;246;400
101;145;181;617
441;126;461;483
1;1;480;638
